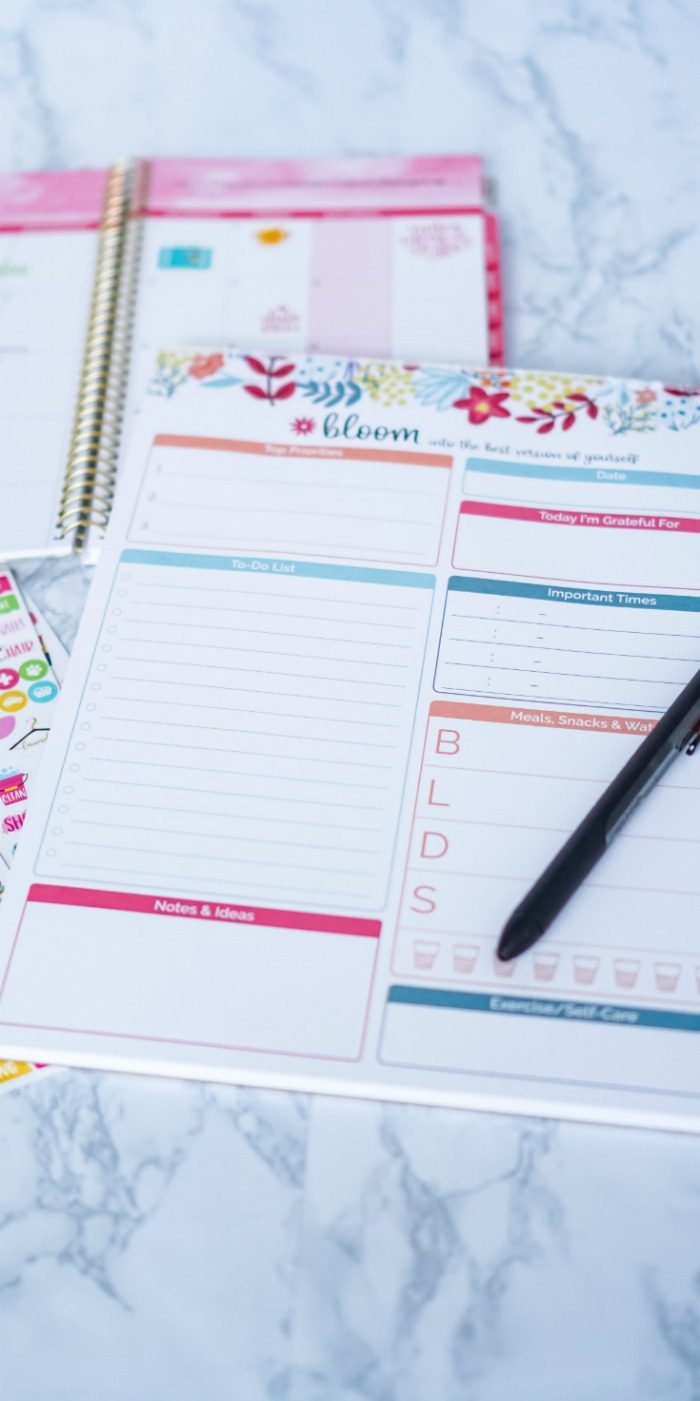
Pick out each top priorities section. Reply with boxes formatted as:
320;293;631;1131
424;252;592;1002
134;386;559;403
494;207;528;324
129;436;453;567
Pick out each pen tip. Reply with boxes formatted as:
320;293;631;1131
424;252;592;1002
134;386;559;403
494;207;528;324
497;914;544;963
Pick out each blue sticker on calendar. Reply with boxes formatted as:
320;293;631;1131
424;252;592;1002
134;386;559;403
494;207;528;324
158;247;212;270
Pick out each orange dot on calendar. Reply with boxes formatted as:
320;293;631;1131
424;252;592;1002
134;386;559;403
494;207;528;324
255;226;289;245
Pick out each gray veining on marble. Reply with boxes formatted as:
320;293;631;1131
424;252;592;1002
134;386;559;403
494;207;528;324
1;2;700;1397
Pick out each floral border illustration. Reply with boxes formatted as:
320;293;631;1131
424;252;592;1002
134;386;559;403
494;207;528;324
148;350;700;436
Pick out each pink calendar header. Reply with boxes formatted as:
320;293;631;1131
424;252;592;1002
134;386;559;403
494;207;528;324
0;169;106;232
142;154;484;217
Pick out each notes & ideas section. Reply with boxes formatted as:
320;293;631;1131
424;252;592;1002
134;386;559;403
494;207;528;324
435;577;700;712
0;886;380;1063
34;549;434;911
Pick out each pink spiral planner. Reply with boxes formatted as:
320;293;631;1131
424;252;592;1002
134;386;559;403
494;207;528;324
0;154;502;558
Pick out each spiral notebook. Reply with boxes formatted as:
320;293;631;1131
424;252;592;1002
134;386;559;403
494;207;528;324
2;350;700;1131
0;155;503;559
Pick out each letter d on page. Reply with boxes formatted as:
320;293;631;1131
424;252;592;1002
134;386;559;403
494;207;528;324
420;832;449;859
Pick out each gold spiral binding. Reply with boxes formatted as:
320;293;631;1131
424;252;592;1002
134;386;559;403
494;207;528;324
56;157;145;551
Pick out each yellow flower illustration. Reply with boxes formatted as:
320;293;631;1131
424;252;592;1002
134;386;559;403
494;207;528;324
156;349;192;369
507;370;602;413
355;362;416;406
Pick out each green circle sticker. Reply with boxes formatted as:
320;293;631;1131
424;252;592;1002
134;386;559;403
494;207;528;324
19;658;49;682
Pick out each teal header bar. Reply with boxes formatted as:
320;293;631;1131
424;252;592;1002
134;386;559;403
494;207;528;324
447;576;700;612
464;457;700;491
121;549;434;590
388;985;700;1033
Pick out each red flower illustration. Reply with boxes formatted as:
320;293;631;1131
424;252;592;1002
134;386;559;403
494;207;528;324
188;352;225;380
291;416;316;435
453;386;510;424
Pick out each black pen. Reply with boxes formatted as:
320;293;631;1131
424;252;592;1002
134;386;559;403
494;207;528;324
497;665;700;962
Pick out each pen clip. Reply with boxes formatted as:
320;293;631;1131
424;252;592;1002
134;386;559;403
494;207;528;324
685;724;700;756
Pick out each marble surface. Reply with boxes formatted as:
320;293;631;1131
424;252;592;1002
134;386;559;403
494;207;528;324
2;2;700;1396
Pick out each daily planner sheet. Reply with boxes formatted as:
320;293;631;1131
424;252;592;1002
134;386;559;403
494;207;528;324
2;354;700;1131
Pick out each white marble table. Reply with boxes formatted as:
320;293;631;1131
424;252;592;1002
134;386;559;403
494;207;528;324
2;3;700;1396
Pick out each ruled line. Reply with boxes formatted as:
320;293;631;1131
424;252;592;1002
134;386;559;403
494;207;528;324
93;735;394;768
76;797;383;830
72;819;379;856
103;694;401;726
448;635;700;664
80;776;388;808
85;758;391;790
134;582;419;611
107;675;403;707
65;839;374;877
117;638;411;668
112;658;407;688
123;618;413;648
126;600;415;629
450;610;700;640
96;716;397;748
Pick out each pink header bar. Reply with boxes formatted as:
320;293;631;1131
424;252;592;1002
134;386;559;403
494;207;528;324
0;169;106;232
143;154;483;216
460;501;700;533
27;883;381;938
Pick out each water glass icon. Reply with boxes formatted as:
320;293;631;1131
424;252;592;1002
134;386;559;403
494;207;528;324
573;956;599;986
654;962;681;993
452;944;479;975
413;940;439;971
494;956;516;978
613;959;640;990
533;951;559;982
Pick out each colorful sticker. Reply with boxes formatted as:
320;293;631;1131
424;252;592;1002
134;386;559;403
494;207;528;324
158;246;212;269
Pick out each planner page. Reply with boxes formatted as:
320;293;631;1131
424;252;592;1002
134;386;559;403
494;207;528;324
0;169;106;556
2;356;700;1131
133;155;502;375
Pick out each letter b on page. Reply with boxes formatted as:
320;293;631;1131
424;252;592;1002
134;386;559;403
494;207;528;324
435;728;460;755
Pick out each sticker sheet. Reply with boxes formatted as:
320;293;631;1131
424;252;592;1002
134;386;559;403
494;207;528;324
0;570;61;870
2;356;700;1131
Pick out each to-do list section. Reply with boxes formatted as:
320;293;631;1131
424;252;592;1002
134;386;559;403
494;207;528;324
37;549;434;911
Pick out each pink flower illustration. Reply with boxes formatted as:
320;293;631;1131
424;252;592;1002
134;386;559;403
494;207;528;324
291;416;316;435
635;388;657;404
